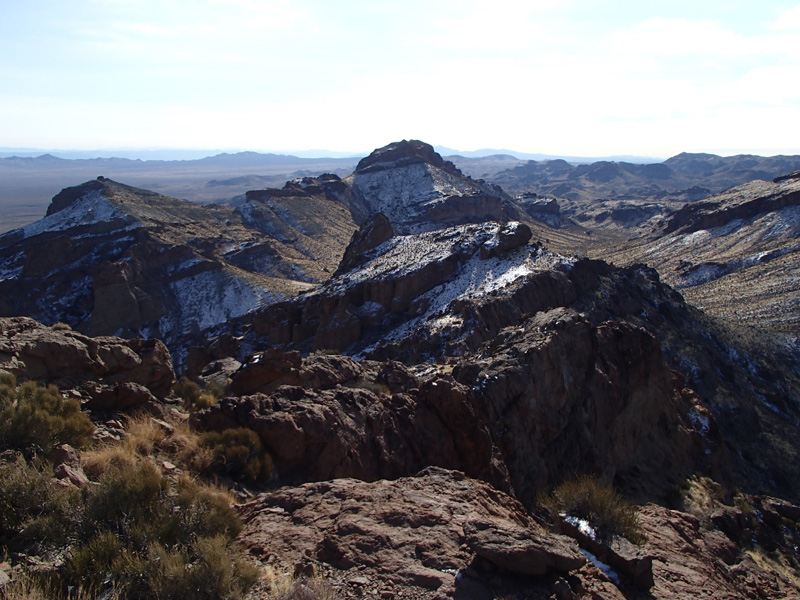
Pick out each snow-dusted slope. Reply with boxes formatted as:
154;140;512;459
347;140;518;234
0;177;342;364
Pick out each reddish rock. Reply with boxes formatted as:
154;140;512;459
0;317;174;400
463;517;585;576
229;349;302;395
49;444;89;487
238;468;556;594
83;381;158;411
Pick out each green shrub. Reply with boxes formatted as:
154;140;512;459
59;462;254;598
0;457;79;553
175;377;224;411
0;369;16;389
199;427;273;482
0;380;94;452
542;475;646;544
174;377;201;408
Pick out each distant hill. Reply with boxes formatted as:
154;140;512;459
0;152;360;233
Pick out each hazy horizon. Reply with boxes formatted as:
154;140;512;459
2;1;799;158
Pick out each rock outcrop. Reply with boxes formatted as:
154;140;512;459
238;468;584;595
0;316;174;410
238;468;800;600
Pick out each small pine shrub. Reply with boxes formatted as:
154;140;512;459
542;475;646;544
199;427;273;482
0;380;94;453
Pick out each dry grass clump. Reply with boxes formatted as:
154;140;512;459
0;375;94;452
541;475;646;545
263;566;338;600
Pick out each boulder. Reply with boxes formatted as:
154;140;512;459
463;517;585;576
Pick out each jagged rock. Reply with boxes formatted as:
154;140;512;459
335;213;394;275
635;503;794;599
773;170;800;183
193;355;506;488
479;221;532;259
0;317;174;398
82;381;158;411
463;517;585;576
229;348;302;396
198;356;241;388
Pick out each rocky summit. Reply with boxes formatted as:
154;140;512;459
2;140;800;600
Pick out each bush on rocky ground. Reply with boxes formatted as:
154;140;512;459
199;427;274;482
0;374;261;600
0;371;94;453
542;474;646;544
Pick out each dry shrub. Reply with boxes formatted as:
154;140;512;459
0;457;79;553
175;377;224;411
542;475;646;544
124;414;170;456
59;461;255;599
264;566;338;600
199;427;273;482
0;380;94;453
82;443;137;481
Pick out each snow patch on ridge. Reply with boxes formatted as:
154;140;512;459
159;270;280;339
18;191;134;238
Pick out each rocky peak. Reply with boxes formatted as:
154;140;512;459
355;139;462;177
46;177;108;216
348;140;518;234
244;173;348;203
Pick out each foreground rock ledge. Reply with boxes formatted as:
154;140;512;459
238;467;581;594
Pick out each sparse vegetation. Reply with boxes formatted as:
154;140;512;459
0;376;261;600
541;475;646;544
174;376;224;411
264;566;338;600
199;427;274;482
0;373;94;453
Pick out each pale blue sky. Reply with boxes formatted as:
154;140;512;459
2;0;799;157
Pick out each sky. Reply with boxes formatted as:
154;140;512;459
1;0;799;158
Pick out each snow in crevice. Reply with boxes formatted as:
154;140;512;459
688;408;710;436
564;515;597;540
580;549;621;585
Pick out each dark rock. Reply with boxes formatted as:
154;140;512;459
463;517;585;576
335;213;394;275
